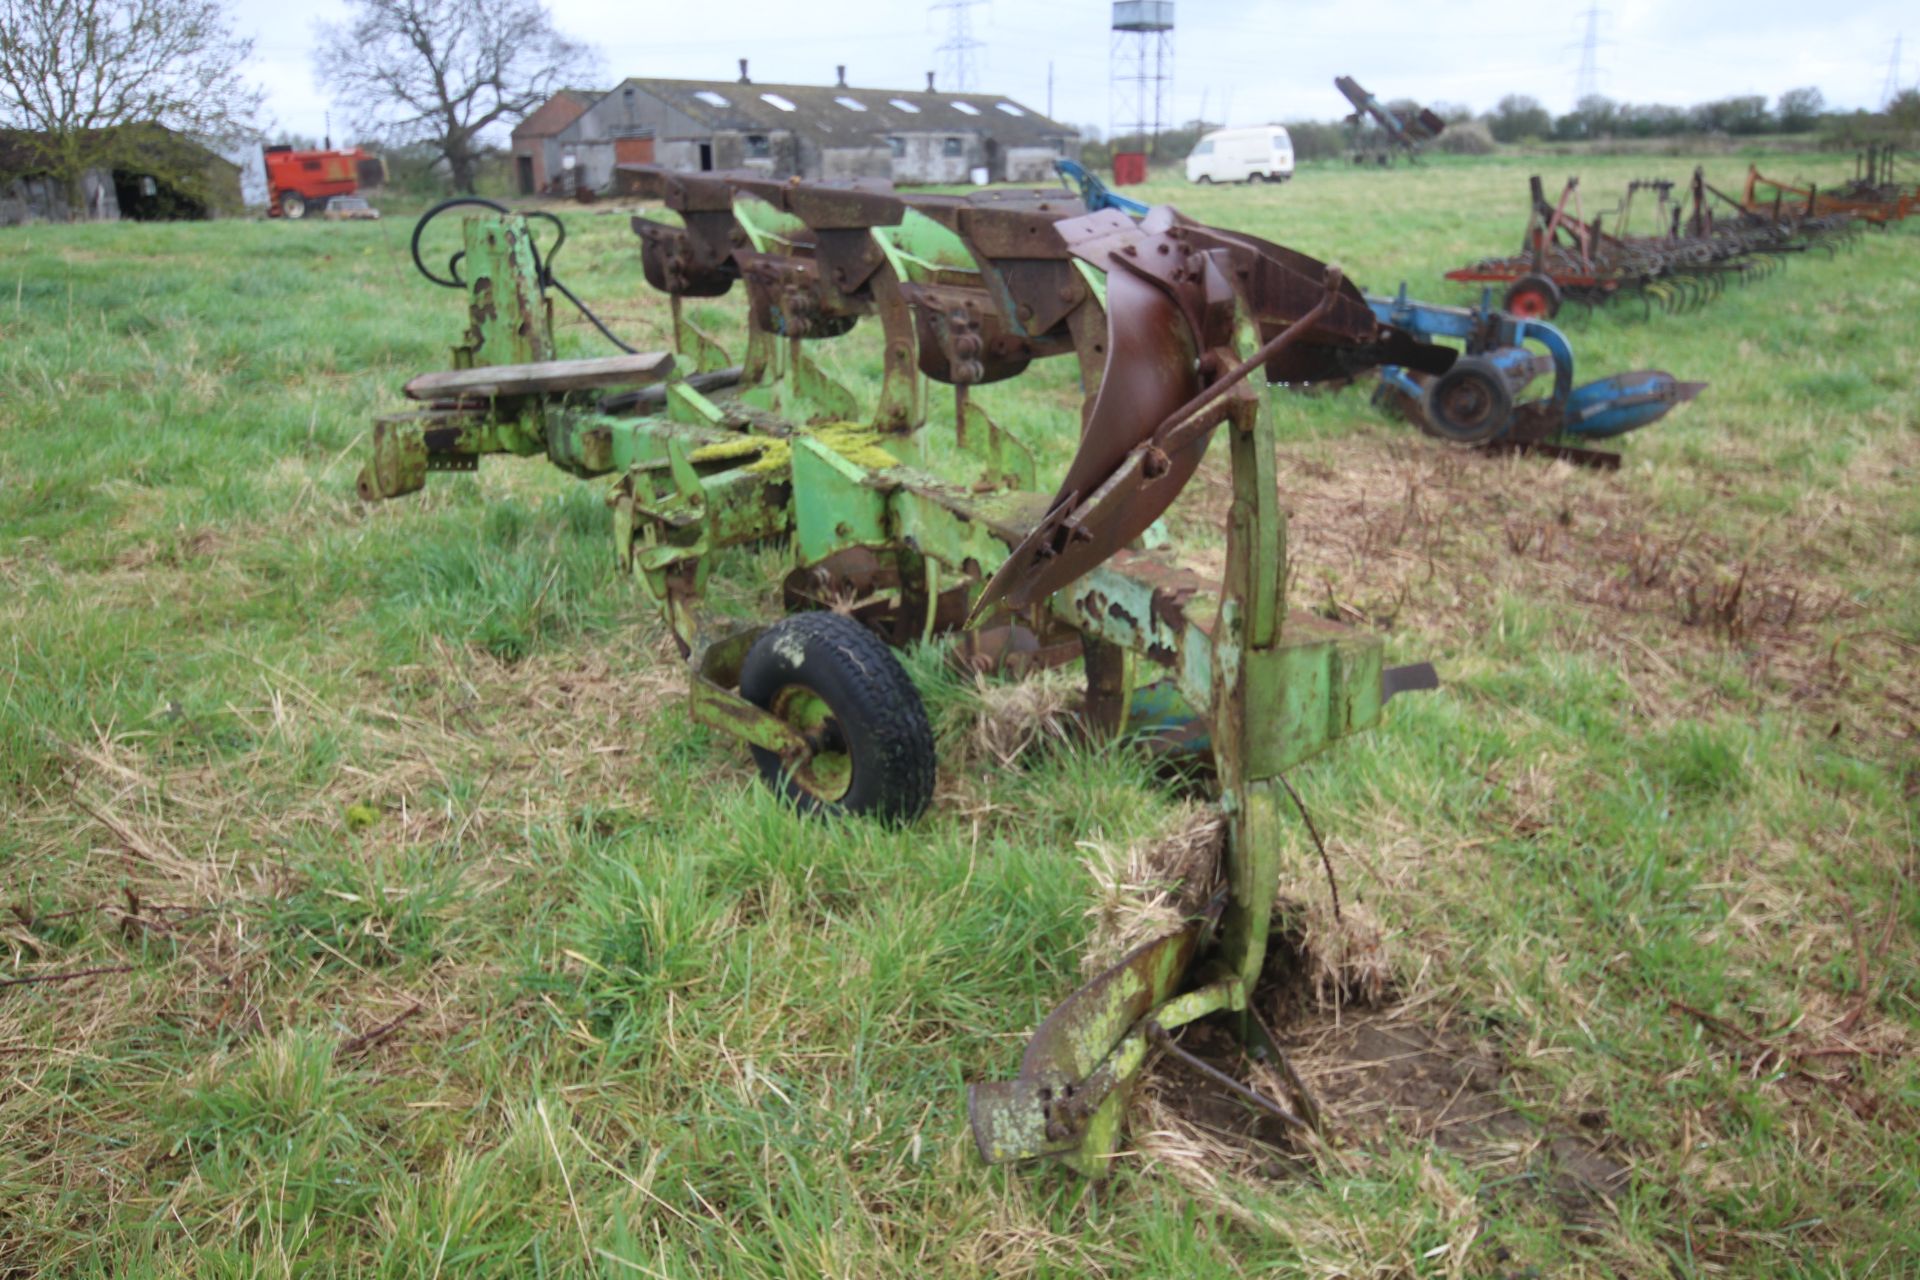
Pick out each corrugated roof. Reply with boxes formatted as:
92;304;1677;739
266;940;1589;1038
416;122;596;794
605;78;1076;148
512;88;606;141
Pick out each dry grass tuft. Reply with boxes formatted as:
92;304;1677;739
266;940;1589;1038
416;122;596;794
1296;897;1396;1012
955;666;1081;768
1174;432;1914;752
1078;804;1223;974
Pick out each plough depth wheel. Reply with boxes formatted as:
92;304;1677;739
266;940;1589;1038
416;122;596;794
1502;273;1561;320
739;612;937;824
1420;356;1513;444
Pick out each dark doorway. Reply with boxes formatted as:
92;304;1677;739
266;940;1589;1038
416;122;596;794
698;142;714;171
110;171;207;221
516;154;535;194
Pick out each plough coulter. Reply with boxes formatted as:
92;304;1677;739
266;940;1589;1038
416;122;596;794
1447;170;1857;317
1060;160;1705;466
360;168;1468;1175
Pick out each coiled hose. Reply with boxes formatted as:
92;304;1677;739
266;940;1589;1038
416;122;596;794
408;197;636;354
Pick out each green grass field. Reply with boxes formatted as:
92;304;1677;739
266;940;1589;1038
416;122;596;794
3;151;1917;1277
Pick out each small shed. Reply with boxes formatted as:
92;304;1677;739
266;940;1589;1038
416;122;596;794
1;126;242;225
536;67;1076;191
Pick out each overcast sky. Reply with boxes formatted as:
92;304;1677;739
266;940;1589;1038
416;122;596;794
241;0;1914;143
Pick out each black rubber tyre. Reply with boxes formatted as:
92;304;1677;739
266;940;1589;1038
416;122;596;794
1420;356;1514;445
1246;172;1266;184
280;191;307;220
1503;273;1562;320
738;611;936;824
1196;175;1214;185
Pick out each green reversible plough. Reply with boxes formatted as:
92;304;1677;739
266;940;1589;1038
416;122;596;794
358;172;1455;1175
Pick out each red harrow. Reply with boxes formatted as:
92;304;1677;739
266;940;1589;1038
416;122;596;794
1447;171;1857;318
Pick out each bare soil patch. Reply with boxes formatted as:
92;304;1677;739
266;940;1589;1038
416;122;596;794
1134;943;1631;1228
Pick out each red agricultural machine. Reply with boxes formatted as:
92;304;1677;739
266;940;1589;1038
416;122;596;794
1744;146;1919;227
1446;170;1856;317
263;145;383;220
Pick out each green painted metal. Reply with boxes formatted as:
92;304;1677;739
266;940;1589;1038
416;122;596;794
787;344;860;421
454;218;552;368
606;414;731;470
666;382;729;427
873;210;979;280
963;385;1394;1171
687;626;811;756
955;398;1037;489
866;268;925;433
732;195;810;255
691;669;809;755
966;918;1201;1164
789;435;890;562
671;297;733;374
731;339;863;425
888;485;1030;576
873;214;1051;487
546;416;614;477
358;417;428;499
768;685;853;800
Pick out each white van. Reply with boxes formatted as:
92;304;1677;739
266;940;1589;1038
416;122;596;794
1185;127;1294;184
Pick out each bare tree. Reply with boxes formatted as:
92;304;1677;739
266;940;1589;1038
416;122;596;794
0;0;261;216
315;0;595;194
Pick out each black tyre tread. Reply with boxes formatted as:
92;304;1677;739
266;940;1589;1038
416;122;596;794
738;611;936;823
1420;356;1514;446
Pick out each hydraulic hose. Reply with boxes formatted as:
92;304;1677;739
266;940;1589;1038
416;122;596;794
408;197;637;354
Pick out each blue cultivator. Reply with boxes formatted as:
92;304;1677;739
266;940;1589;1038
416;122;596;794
1057;161;1706;469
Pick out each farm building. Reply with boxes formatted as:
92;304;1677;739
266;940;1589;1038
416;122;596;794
523;65;1077;193
509;88;604;197
1;126;243;225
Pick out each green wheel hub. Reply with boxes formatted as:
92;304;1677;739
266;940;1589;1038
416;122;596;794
768;683;853;802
